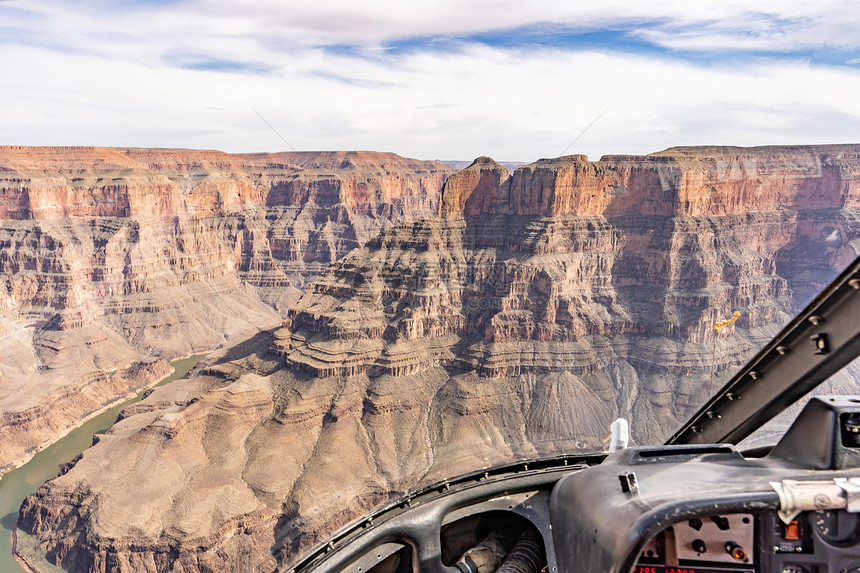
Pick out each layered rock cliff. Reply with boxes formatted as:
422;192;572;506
0;147;453;473
16;145;860;573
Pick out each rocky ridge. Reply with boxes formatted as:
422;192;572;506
15;144;860;573
0;147;453;473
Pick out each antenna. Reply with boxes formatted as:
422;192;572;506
252;108;297;152
559;107;609;157
608;418;629;452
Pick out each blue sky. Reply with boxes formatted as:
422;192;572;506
2;0;860;161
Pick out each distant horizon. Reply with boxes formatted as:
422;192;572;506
4;138;860;167
3;141;860;167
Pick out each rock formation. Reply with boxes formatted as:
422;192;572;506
0;147;453;473
15;144;860;573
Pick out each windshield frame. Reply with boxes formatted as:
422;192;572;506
667;254;860;446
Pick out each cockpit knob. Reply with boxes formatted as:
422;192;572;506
691;539;707;554
725;541;746;561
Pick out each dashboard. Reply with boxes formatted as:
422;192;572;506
289;397;860;573
550;396;860;573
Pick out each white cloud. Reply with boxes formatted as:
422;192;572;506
1;1;860;160
139;0;860;50
7;0;860;64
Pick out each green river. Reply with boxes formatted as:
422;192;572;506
0;354;206;572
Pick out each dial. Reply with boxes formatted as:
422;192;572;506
812;509;860;546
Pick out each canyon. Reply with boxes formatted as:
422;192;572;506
0;147;454;474
10;144;860;573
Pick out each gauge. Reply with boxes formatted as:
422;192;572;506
812;509;860;546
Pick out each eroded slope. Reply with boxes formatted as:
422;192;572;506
0;147;453;473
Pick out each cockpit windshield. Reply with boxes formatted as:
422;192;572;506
4;147;860;573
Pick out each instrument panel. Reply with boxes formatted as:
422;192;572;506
635;513;754;573
633;509;860;573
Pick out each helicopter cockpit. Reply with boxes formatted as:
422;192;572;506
288;255;860;573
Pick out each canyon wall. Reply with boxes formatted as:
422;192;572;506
0;147;453;473
15;144;860;573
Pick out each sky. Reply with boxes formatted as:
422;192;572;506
2;0;860;162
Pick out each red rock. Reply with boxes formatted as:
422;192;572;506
436;146;860;218
0;147;454;473
438;156;511;217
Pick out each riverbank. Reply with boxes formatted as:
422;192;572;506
0;360;172;479
10;529;40;573
1;354;207;573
